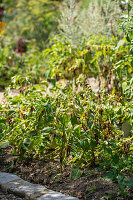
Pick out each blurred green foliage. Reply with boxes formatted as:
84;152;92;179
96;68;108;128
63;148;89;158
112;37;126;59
0;41;46;89
2;0;61;49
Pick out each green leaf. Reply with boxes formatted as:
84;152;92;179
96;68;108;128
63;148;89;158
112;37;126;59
130;48;133;56
122;81;127;92
50;78;56;86
106;148;112;155
23;138;31;148
116;68;121;80
117;39;125;49
112;153;119;164
74;125;81;133
125;89;132;98
80;139;89;151
7;161;14;170
0;119;6;124
88;121;94;129
117;107;123;115
126;177;133;190
42;127;53;132
90;139;97;148
23;138;31;144
27;130;38;136
71;167;83;180
44;69;50;79
7;110;15;116
41;133;50;136
126;34;131;43
118;174;125;193
103;171;113;182
0;141;9;149
71;115;78;126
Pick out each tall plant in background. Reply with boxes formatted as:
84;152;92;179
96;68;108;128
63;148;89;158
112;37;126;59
58;0;84;47
80;0;121;37
58;0;122;47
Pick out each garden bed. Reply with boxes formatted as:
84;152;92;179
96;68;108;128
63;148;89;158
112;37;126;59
0;148;133;200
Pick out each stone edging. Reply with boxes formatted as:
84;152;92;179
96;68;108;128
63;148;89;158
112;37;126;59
0;172;79;200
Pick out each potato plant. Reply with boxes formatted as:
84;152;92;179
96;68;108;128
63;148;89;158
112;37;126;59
44;35;132;95
0;77;132;191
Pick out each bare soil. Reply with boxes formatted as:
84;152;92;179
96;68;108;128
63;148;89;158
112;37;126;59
0;190;24;200
0;148;133;200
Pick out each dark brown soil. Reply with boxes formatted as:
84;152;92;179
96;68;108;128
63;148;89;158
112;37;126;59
0;189;24;200
0;148;132;200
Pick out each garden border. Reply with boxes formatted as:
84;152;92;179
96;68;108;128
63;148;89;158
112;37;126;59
0;172;78;200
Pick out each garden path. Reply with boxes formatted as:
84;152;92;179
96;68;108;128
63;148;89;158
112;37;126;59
0;78;99;104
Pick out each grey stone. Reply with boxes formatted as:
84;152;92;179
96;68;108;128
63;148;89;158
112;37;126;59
37;191;79;200
0;172;79;200
2;179;50;199
0;172;21;185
